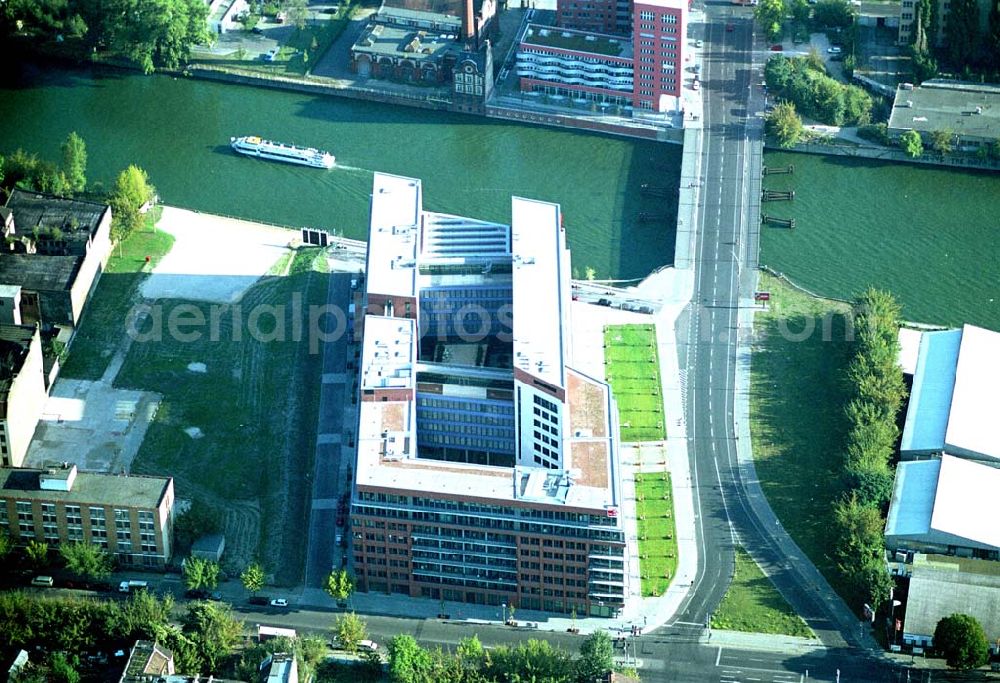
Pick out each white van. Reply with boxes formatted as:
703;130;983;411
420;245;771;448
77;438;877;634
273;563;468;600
31;576;54;587
358;640;379;652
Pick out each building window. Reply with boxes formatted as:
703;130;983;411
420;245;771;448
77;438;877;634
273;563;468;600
640;10;654;20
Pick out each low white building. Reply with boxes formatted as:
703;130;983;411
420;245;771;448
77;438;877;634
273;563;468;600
885;454;1000;559
207;0;249;35
900;324;1000;464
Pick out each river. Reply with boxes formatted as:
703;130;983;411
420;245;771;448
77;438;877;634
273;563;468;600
0;63;680;282
761;151;1000;330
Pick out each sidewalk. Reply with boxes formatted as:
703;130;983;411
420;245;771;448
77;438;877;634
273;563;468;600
706;629;825;655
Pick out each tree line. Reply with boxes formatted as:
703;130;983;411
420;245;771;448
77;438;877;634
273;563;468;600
833;289;906;610
764;54;873;128
3;133;156;242
0;0;210;73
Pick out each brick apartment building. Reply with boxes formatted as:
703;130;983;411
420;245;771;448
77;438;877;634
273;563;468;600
517;0;686;111
350;173;628;617
0;464;175;568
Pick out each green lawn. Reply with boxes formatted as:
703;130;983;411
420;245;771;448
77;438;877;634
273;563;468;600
711;547;814;637
749;272;858;604
604;324;666;442
61;208;174;380
122;248;328;583
635;473;677;596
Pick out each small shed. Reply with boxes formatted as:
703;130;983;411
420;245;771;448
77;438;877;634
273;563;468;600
190;534;226;562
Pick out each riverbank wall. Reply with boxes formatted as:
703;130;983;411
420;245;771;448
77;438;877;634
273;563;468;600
771;140;1000;173
485;104;682;143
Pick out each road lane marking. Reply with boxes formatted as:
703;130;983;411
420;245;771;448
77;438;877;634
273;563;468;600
716;646;722;666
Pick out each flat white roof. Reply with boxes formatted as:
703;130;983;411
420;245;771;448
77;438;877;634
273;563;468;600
900;329;962;453
634;0;687;10
897;327;923;375
510;197;566;388
360;316;415;390
886;455;1000;550
366;173;421;299
931;455;1000;548
945;324;1000;460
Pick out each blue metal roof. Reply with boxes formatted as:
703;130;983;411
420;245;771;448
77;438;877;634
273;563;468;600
900;329;962;454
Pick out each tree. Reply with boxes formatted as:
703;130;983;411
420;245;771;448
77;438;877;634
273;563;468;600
0;529;11;561
183;556;221;591
25;539;49;568
843;85;872;125
930;129;954;155
240;562;265;596
934;614;990;669
812;76;846;125
47;652;80;683
60;132;87;194
790;0;810;23
456;635;485;671
285;0;308;30
109;165;155;242
173;500;222;550
900;129;923;157
333;612;367;653
813;0;854;28
60;542;113;580
110;0;211;73
765;101;804;148
485;639;574;683
110;590;175;642
387;634;433;683
182;601;244;673
577;631;615;682
323;569;354;604
943;0;980;66
755;0;786;40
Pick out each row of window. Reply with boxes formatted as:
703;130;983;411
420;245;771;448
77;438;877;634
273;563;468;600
355;494;621;528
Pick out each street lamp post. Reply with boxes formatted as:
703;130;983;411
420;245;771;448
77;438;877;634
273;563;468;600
501;602;507;624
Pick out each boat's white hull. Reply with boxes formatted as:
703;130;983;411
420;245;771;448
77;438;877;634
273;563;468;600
230;137;335;169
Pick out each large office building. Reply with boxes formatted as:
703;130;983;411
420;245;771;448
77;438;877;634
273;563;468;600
350;173;628;616
0;464;175;568
516;0;686;111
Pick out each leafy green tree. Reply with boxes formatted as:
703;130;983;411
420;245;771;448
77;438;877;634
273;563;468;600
934;614;990;670
577;631;615;682
173;500;222;549
109;165;155;242
240;561;265;596
755;0;786;40
182;601;245;673
943;0;980;66
812;76;846;125
813;0;854;27
109;589;175;642
387;634;433;683
333;612;368;653
183;556;221;591
59;542;113;580
790;0;810;23
323;569;355;604
285;0;308;30
930;129;954;154
456;635;485;671
25;539;49;568
484;639;574;683
0;529;11;561
843;85;872;125
900;129;923;157
990;139;1000;160
110;0;211;73
60;132;87;194
47;652;80;683
765;101;804;148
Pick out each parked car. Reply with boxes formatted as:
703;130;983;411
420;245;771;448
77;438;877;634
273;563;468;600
827;46;842;54
725;23;734;32
769;44;783;51
249;596;269;606
31;576;54;587
692;79;700;91
270;598;289;607
358;640;379;652
251;26;263;34
694;39;703;47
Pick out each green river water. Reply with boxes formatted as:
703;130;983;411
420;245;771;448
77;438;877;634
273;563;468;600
1;65;998;329
0;63;679;281
761;151;1000;329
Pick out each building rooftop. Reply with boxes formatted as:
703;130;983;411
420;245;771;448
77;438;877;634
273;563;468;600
511;196;567;389
945;324;1000;460
521;24;629;57
122;640;173;680
378;4;462;27
0;324;38;412
900;329;962;453
0;254;81;293
904;554;1000;641
5;189;109;242
360;315;416;391
897;326;924;375
366;173;422;299
888;80;1000;140
885;455;1000;550
354;21;461;61
0;466;171;509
